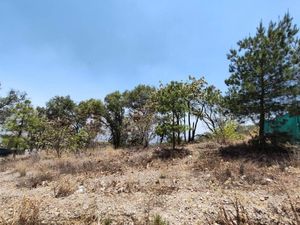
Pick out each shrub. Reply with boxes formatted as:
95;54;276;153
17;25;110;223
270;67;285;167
213;121;242;144
102;218;113;225
53;178;76;198
18;170;55;189
206;199;252;225
150;215;169;225
16;198;40;225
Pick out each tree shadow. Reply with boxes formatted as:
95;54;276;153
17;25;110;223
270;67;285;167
152;147;192;161
219;142;298;167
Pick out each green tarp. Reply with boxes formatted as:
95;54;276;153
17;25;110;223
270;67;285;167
265;114;300;143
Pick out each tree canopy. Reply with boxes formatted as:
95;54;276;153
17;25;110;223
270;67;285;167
226;13;300;147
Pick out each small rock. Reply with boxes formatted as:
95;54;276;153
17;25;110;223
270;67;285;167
265;178;273;183
260;196;269;201
76;185;86;194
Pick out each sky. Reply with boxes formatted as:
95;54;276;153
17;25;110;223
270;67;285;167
0;0;299;106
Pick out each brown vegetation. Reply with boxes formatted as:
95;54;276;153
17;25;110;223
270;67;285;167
0;143;299;224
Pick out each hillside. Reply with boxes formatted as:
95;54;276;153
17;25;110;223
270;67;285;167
0;143;299;225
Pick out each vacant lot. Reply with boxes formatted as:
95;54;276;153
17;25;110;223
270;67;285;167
0;143;299;225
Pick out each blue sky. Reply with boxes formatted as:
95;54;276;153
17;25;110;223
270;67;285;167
0;0;299;106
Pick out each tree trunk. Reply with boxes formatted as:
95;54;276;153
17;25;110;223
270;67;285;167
191;116;199;141
183;115;187;142
177;115;180;145
160;134;164;144
172;112;176;150
188;103;191;142
259;111;265;150
259;71;266;150
56;148;61;158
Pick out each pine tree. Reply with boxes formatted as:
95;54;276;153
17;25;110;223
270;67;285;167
225;13;300;148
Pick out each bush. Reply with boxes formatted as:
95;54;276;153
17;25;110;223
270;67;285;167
18;170;55;189
102;218;113;225
206;199;251;225
150;215;169;225
213;121;242;144
17;198;40;225
53;178;76;198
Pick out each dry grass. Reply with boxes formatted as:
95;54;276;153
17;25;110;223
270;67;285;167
206;196;300;225
0;158;9;172
220;142;300;168
206;199;252;225
0;197;40;225
45;155;124;176
152;147;192;161
53;177;76;198
17;169;55;189
0;143;299;224
16;198;40;225
15;162;27;177
193;144;294;187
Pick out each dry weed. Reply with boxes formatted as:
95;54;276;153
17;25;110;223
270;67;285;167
15;162;27;177
53;177;76;198
208;199;251;225
2;197;41;225
17;170;55;189
17;198;40;225
206;197;300;225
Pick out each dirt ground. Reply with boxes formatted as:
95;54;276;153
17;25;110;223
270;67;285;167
0;143;299;225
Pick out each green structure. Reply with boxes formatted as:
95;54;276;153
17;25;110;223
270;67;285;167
265;114;300;143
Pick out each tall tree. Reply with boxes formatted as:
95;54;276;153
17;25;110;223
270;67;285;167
75;99;105;150
2;100;45;157
0;84;26;126
155;81;187;150
45;96;76;157
225;13;300;148
104;91;125;149
184;76;207;142
124;85;156;147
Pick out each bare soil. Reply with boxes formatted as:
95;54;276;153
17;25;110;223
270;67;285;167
0;143;299;224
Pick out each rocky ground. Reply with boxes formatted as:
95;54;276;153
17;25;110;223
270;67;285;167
0;143;299;225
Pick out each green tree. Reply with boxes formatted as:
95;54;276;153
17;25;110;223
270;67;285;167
104;91;125;149
2;100;45;157
225;13;300;148
183;76;207;142
45;96;76;157
69;128;90;154
200;86;227;134
155;81;187;149
0;84;26;126
124;85;156;147
75;99;105;150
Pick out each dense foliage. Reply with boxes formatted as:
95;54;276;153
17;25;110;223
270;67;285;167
226;13;300;148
